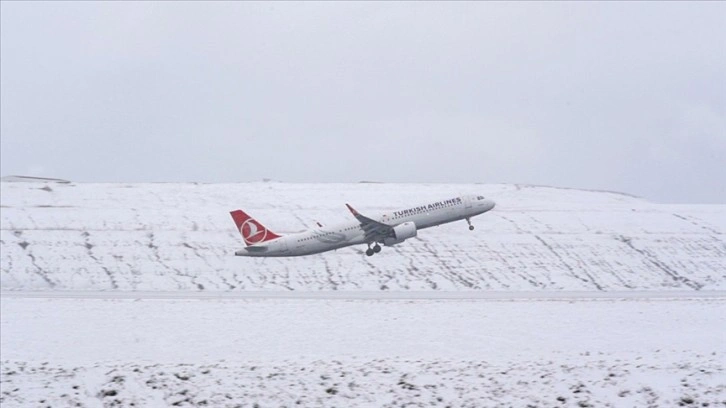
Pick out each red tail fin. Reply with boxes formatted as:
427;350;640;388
230;210;282;246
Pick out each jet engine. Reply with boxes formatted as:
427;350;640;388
383;221;417;246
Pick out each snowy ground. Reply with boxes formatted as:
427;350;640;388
1;182;724;291
3;354;724;407
1;182;724;406
2;294;725;407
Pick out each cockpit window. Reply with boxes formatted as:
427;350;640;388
477;196;485;200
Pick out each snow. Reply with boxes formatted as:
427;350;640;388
1;182;724;291
1;181;725;406
3;296;725;364
3;355;724;407
1;296;725;407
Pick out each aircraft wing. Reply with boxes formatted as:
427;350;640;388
345;204;393;243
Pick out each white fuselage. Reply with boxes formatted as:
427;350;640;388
235;194;495;257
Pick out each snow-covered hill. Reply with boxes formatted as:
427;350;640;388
1;181;724;291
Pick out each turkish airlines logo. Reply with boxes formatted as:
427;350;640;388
240;219;268;245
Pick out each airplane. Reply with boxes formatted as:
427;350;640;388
230;194;496;257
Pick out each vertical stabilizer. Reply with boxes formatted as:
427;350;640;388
230;210;282;246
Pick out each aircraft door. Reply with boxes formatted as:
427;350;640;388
464;195;473;209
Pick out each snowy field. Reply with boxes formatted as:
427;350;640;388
2;295;725;407
1;181;725;406
1;181;724;291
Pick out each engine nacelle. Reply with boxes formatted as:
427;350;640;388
383;221;417;246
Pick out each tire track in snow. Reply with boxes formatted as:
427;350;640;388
147;232;190;290
493;216;555;288
320;254;338;290
462;249;506;289
496;214;524;233
416;236;476;289
588;255;635;290
672;213;721;235
490;242;541;289
0;241;23;289
398;246;438;290
616;235;703;290
81;231;118;290
534;235;603;290
13;231;54;288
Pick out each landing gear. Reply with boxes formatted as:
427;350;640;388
366;243;382;256
466;217;474;231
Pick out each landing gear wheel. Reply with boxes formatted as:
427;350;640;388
465;217;474;231
366;248;374;256
373;244;382;253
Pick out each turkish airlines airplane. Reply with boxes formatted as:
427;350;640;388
230;194;495;257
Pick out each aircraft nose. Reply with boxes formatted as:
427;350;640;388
484;199;496;211
235;248;249;256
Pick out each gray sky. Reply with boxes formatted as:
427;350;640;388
1;2;725;203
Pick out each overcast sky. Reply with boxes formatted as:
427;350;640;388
1;2;724;203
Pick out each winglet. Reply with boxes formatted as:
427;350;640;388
345;203;359;216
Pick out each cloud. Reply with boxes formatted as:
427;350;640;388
1;2;724;202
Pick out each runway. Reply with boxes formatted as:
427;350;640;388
3;289;725;300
